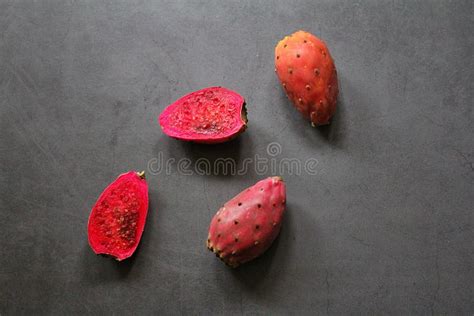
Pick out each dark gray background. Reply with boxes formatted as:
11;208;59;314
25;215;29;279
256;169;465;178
1;0;473;314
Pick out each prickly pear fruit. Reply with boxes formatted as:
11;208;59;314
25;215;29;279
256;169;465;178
207;177;286;268
88;171;149;261
159;86;247;144
275;30;338;126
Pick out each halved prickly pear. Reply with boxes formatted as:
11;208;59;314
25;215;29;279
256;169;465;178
159;86;247;144
207;177;286;267
88;171;149;261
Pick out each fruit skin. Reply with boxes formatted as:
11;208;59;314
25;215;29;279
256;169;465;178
159;86;247;144
275;30;338;126
207;177;286;268
88;171;149;261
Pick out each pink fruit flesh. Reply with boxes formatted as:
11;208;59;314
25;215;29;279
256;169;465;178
159;86;247;144
88;171;149;261
207;177;286;267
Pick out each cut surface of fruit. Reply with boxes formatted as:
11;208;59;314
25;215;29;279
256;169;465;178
87;171;149;261
159;86;247;144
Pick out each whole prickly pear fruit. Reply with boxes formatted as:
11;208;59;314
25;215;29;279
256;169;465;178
275;30;338;126
207;177;286;268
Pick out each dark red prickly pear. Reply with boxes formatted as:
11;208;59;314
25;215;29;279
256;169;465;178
207;177;286;267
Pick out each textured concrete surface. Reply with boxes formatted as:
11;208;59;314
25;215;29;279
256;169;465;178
0;0;473;314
